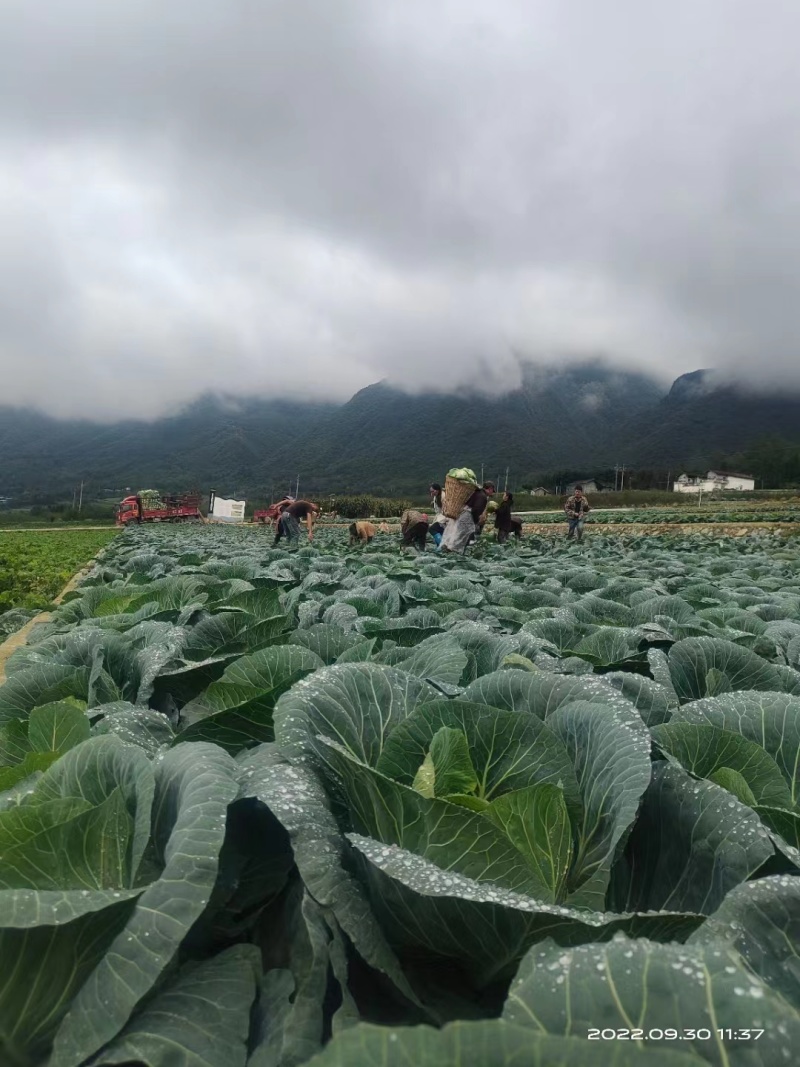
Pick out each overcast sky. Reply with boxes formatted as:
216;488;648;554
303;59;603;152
2;0;800;419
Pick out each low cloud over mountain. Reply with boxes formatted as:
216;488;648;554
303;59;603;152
3;363;799;496
3;2;800;418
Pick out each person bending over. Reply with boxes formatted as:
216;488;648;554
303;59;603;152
349;520;375;544
495;491;523;543
400;509;430;550
274;499;320;546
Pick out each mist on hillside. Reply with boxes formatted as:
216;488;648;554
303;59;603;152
3;2;800;417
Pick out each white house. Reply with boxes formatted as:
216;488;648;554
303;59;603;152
208;491;247;522
673;470;755;494
565;479;600;494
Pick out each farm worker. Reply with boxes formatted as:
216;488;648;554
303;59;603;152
440;481;496;553
495;491;523;543
350;520;376;544
264;496;294;528
474;494;495;540
274;499;320;546
428;483;446;546
273;502;300;546
400;509;430;550
564;486;591;541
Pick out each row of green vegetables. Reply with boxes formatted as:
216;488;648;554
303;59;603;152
514;507;800;524
0;526;799;1066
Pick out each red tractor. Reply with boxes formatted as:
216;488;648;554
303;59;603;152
116;491;203;525
253;503;284;526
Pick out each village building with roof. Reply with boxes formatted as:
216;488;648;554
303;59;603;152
673;470;755;493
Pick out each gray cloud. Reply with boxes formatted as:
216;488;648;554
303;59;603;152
2;0;800;418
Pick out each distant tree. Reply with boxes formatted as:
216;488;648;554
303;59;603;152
717;436;800;488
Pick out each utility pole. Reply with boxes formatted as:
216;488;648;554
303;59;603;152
504;467;509;492
72;486;77;510
666;470;671;491
480;464;484;484
78;481;84;512
295;475;300;499
613;464;619;492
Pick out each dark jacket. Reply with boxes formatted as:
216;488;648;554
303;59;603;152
466;489;488;524
494;500;514;531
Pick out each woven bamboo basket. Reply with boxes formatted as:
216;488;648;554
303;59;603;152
443;476;477;519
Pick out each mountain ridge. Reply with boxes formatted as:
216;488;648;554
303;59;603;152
1;363;799;496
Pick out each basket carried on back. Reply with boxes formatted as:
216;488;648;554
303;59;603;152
443;475;477;519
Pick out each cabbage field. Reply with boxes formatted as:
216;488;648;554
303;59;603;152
1;525;799;1066
515;505;800;525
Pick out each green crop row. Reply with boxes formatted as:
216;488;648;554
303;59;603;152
0;529;118;615
516;507;800;525
328;494;416;518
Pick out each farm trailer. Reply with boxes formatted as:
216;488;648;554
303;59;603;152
115;492;204;525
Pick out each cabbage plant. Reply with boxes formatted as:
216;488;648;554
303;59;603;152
0;526;798;1066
